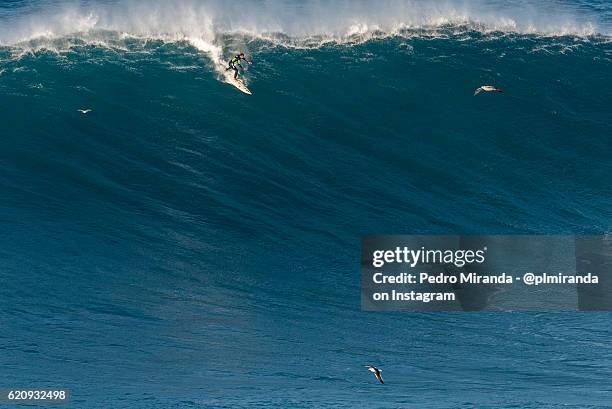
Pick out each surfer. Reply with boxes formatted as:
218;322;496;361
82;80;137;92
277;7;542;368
226;53;252;79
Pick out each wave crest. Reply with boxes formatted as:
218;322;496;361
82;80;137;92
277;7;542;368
0;0;607;46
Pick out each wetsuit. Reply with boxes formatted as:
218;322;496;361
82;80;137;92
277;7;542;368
227;55;244;79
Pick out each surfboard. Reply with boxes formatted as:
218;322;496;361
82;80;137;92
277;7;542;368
222;69;252;95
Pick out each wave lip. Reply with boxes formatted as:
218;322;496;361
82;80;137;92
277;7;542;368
0;0;609;49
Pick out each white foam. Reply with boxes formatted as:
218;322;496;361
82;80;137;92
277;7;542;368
0;0;607;61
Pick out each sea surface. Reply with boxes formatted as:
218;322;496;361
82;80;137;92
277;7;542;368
1;0;611;407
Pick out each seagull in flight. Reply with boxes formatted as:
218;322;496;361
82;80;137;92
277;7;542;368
365;365;384;384
474;85;503;96
77;109;92;114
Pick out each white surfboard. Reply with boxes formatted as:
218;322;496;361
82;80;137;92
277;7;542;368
222;69;252;95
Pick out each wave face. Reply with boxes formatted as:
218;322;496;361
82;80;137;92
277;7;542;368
1;1;612;408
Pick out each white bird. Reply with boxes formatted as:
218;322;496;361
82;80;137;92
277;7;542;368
365;365;384;384
77;109;92;114
474;85;503;96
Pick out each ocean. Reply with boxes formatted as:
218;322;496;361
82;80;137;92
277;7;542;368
0;0;611;407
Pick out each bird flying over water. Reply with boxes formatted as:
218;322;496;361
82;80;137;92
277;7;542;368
77;109;92;114
365;365;384;384
474;85;503;96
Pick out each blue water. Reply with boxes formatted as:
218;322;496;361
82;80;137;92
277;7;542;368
1;1;611;408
